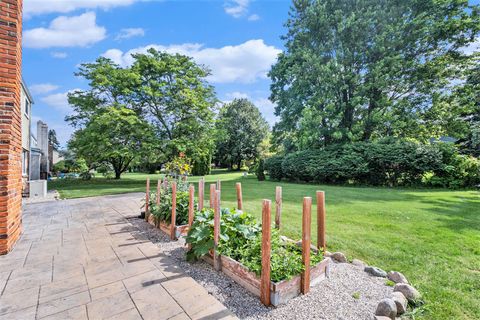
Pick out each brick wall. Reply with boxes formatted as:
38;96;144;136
0;0;23;255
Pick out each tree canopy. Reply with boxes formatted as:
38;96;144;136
269;0;480;151
215;99;269;169
67;49;217;165
68;107;156;179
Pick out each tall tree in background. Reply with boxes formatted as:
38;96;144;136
69;107;157;179
215;99;269;170
48;129;60;150
269;0;480;151
67;49;217;166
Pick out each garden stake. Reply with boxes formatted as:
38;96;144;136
316;191;326;253
198;178;204;211
156;179;161;206
301;197;312;294
260;199;272;306
216;180;221;206
209;184;216;208
188;184;195;227
145;178;150;221
170;181;177;240
275;186;282;229
236;182;243;210
213;190;221;271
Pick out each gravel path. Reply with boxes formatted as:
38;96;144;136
129;217;393;320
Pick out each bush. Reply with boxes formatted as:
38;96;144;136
256;159;266;181
191;154;211;176
264;139;477;188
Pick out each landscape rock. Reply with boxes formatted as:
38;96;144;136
391;292;408;314
365;266;387;278
375;298;397;320
393;283;421;302
352;259;366;268
331;252;348;263
374;316;393;320
324;250;332;257
387;271;408;284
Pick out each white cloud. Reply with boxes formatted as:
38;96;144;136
24;0;139;17
103;39;281;84
23;12;106;49
460;38;479;55
115;28;145;41
248;14;260;21
41;89;80;114
225;92;249;99
224;0;250;18
51;52;68;58
30;83;60;95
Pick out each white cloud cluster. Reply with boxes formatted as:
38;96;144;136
102;39;281;84
24;0;139;16
51;52;68;58
115;28;145;41
29;83;59;95
23;12;106;48
41;89;80;114
224;0;250;18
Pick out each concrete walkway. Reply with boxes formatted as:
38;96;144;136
0;193;236;320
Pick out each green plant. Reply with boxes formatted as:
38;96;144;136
385;280;395;287
165;154;191;177
352;292;361;299
185;208;323;282
255;159;266;181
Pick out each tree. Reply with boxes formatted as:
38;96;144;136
269;0;480;150
66;49;217;165
215;99;269;170
48;129;60;150
68;107;157;179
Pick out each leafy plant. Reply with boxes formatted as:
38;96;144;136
185;208;324;282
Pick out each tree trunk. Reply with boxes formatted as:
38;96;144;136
236;159;242;171
114;168;121;179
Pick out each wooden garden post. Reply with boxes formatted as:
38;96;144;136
213;190;221;271
236;182;243;210
188;184;195;227
301;197;312;294
170;181;177;240
260;199;272;306
216;180;221;207
156;179;161;206
275;186;282;229
198;178;204;211
316;191;326;253
145;178;150;221
209;184;216;208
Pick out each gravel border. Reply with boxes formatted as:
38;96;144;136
129;217;393;320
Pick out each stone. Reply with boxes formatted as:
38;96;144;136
391;291;408;314
387;271;408;284
374;317;392;320
324;251;332;257
375;298;397;320
365;266;387;278
393;283;421;302
351;259;366;268
331;252;347;263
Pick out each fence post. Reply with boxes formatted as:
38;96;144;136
170;181;177;240
188;184;195;227
198;178;204;211
236;182;243;210
213;190;221;271
260;199;272;306
275;186;282;229
209;184;216;208
301;197;312;294
156;179;161;206
145;178;150;221
316;191;326;253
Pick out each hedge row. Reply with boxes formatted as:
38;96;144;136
264;139;480;188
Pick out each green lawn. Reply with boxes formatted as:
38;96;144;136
49;171;480;319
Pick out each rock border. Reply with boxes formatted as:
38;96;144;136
328;251;422;320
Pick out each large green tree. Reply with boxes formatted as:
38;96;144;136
269;0;480;151
215;99;269;169
67;49;217;165
69;107;156;179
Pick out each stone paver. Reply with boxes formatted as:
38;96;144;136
0;193;236;320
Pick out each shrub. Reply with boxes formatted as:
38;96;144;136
256;159;266;181
263;139;477;188
192;153;211;176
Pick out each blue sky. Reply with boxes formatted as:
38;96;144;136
22;0;291;146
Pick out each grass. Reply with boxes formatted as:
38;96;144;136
49;170;480;319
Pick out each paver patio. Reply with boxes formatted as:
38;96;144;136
0;193;236;320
